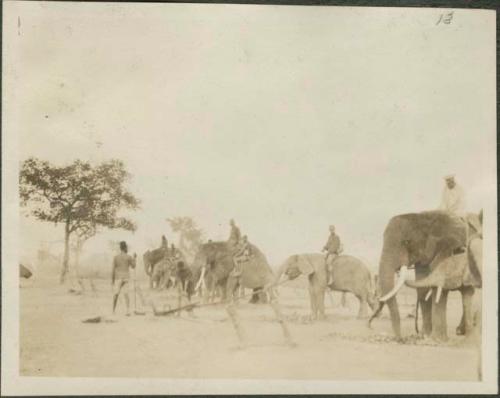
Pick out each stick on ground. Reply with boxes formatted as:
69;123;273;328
270;300;296;347
226;304;246;348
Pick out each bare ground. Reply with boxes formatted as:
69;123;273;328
20;277;479;381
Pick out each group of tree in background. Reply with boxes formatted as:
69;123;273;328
166;216;204;263
20;157;205;283
20;158;140;283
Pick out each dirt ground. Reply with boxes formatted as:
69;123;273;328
20;276;480;381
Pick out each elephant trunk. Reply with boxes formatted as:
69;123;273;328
377;244;409;303
369;243;409;336
379;265;409;301
274;261;289;285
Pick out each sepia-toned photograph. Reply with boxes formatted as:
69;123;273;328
1;1;497;395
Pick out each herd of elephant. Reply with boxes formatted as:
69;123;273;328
142;209;483;343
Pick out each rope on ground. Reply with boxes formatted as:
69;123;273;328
151;277;293;316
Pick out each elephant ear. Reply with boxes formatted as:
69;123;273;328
466;213;483;239
296;255;315;276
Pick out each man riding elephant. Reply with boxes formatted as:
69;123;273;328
227;219;241;248
275;253;376;320
161;235;168;249
170;243;182;260
322;225;343;285
439;174;466;218
231;235;252;278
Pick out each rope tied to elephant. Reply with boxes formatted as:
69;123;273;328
151;277;293;316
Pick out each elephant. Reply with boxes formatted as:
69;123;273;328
275;253;377;320
148;257;197;316
368;210;482;340
191;240;274;303
167;259;196;315
143;246;168;289
150;258;172;290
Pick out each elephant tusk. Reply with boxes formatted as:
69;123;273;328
379;265;409;302
425;289;433;301
435;285;443;303
195;266;206;291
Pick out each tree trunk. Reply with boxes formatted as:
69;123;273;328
75;240;82;275
75;239;85;284
59;221;71;284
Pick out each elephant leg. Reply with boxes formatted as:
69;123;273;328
250;288;261;304
458;286;475;336
357;294;369;319
316;286;326;320
205;288;212;303
417;288;433;336
415;266;432;336
308;278;318;320
386;296;402;339
341;292;348;308
214;285;221;302
431;289;449;342
258;290;268;304
221;278;229;301
307;273;326;320
201;286;207;302
202;278;211;303
456;313;465;336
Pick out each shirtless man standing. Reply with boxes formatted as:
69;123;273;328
111;241;136;315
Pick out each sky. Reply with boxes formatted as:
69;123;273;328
5;3;496;270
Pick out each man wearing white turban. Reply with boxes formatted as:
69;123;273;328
439;174;466;217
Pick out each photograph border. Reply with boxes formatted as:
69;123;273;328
1;0;498;395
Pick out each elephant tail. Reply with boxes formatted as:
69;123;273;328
368;301;384;329
369;272;376;297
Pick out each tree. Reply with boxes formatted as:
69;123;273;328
20;158;140;283
166;217;204;262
